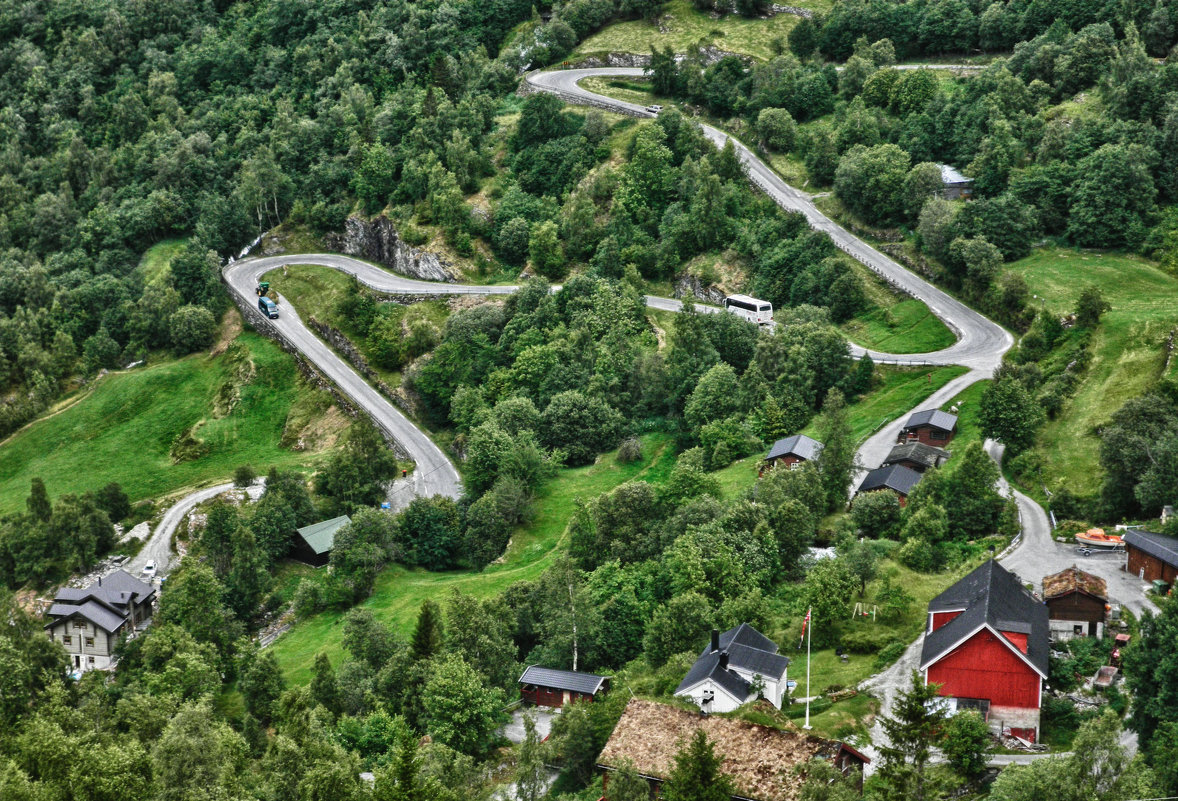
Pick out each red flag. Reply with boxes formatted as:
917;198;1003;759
799;609;811;647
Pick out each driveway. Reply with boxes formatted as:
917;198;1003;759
502;707;558;745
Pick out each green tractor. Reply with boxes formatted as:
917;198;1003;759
255;281;270;297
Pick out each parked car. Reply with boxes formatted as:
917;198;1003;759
645;104;663;115
142;560;156;578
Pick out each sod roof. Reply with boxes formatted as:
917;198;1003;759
1042;566;1107;601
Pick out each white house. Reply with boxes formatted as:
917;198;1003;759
44;570;155;673
675;624;790;713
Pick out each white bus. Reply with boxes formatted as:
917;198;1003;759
723;294;774;326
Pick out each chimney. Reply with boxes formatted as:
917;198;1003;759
719;651;729;670
711;629;720;653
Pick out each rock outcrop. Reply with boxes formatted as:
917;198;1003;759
326;214;459;283
673;274;727;305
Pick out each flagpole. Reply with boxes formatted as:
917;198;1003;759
803;606;812;730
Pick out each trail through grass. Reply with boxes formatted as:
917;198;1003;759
0;331;344;515
270;433;676;684
1013;248;1178;494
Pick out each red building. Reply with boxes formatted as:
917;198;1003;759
855;464;923;508
920;560;1049;742
1124;529;1178;585
518;665;610;708
899;409;958;447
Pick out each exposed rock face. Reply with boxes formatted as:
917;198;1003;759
567;52;652;68
326;214;459;283
674;274;727;305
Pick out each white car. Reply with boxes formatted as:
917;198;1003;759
142;560;157;578
645;104;663;115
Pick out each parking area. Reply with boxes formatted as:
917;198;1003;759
502;706;558;745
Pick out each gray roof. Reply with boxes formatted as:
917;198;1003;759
905;409;958;432
921;560;1049;677
765;434;824;463
940;164;971;185
518;665;609;695
52;570;154;616
884;442;951;471
857;464;923;497
296;515;351;555
678;624;789;698
45;600;129;634
1124;529;1178;568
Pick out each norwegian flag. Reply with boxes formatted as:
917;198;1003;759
798;608;811;648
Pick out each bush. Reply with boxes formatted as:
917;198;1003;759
840;626;897;654
293;579;325;619
898;536;935;571
170;305;218;354
873;640;907;671
617;437;643;464
234;464;257;488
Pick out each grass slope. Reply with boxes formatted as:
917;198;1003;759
574;0;817;62
0;330;343;515
136;239;186;287
270;432;677;684
1013;248;1178;494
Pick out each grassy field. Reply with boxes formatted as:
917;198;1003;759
1012;248;1178;494
574;0;818;62
0;328;346;515
270;432;677;684
840;261;957;354
136;239;186;287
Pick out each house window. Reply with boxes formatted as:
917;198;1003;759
73;620;85;629
930;430;947;440
62;635;71;645
87;656;95;665
789;461;800;470
1073;625;1084;636
85;637;95;648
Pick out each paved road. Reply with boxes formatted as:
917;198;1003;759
127;478;266;578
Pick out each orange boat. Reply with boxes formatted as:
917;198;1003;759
1075;528;1124;549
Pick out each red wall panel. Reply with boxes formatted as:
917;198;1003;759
931;611;962;631
1002;631;1028;653
927;629;1039;708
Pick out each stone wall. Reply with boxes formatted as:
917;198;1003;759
223;279;411;459
324;214;459;283
304;316;410;415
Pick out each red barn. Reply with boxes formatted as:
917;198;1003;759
920;560;1049;742
518;665;610;708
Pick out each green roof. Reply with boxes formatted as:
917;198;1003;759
295;515;351;555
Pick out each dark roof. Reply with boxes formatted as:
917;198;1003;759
678;624;789;698
905;409;958;432
766;434;824;463
883;442;951;471
517;665;609;695
920;560;1049;677
1124;529;1178;568
45;600;128;634
54;569;154;610
857;464;923;497
296;515;351;555
676;650;753;700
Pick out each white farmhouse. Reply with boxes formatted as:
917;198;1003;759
675;624;790;713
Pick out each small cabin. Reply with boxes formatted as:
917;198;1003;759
882;441;951;474
899;409;958;447
518;665;610;708
293;515;351;567
764;434;824;471
940;164;973;200
855;464;922;507
1042;566;1108;641
1124;529;1178;586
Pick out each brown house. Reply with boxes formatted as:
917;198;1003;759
899;409;958;447
855;464;923;508
764;434;824;470
1042;566;1108;640
598;699;867;801
518;665;610;708
882;441;951;474
1124;529;1178;585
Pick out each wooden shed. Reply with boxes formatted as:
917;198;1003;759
292;515;351;567
1124;529;1178;585
518;665;610;708
1042;566;1107;640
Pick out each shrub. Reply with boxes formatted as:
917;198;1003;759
234;464;257;488
170;305;218;354
873;640;907;671
839;626;897;654
293;579;325;619
617;437;643;464
898;536;935;571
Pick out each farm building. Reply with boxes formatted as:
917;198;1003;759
1124;529;1178;586
920;560;1049;742
939;164;974;200
882;441;951;473
597;699;868;801
517;665;610;708
1042;566;1108;641
764;434;824;470
899;409;958;447
44;570;155;673
676;624;790;712
855;464;923;507
292;515;351;567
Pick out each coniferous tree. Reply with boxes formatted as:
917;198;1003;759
410;600;444;662
877;671;949;801
310;653;341;716
662;729;736;801
816;388;856;513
